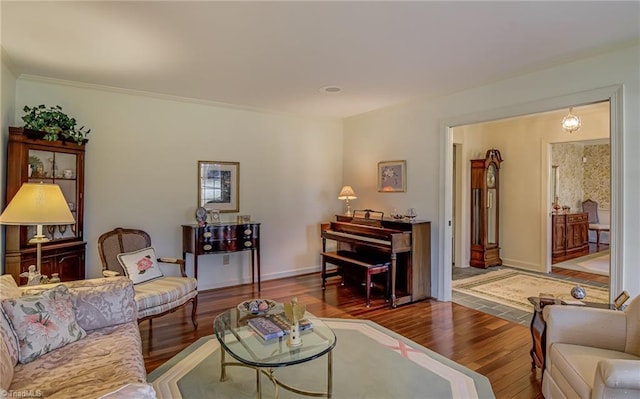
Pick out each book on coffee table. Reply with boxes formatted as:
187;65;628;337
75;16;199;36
247;317;285;340
266;312;313;333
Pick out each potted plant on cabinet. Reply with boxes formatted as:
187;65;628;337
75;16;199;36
21;105;91;144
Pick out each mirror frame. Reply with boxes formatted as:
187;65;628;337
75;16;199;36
551;165;560;205
197;161;239;213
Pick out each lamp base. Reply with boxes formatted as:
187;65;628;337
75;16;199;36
28;230;50;275
345;199;352;216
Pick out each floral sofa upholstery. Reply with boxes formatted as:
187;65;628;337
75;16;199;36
0;275;155;398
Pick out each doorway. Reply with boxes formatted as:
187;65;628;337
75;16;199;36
438;86;622;300
549;135;610;280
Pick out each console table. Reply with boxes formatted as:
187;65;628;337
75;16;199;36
551;212;589;263
182;223;261;291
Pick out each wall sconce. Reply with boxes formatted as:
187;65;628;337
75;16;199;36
338;185;357;216
561;108;581;133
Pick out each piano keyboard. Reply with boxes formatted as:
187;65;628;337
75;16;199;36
324;230;391;246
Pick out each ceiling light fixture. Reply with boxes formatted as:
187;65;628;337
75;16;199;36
561;108;581;133
319;85;342;94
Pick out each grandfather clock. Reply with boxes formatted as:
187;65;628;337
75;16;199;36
470;149;503;268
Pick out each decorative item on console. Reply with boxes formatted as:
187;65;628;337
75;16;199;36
406;208;418;221
237;215;251;223
208;209;220;224
195;207;207;226
571;284;587;300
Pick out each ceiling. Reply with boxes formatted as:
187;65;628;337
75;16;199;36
2;1;639;119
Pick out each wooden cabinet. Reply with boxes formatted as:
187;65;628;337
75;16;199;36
4;127;86;284
182;222;261;289
551;212;589;263
470;149;503;268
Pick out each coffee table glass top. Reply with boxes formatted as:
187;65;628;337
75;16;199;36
213;304;336;368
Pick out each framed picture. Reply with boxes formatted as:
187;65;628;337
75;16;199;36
378;160;406;192
614;290;630;310
198;161;239;213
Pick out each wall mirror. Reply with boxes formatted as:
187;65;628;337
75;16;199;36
551;165;559;205
198;161;239;213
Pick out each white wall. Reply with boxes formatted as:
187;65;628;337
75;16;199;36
344;44;640;299
14;78;344;289
1;51;18;274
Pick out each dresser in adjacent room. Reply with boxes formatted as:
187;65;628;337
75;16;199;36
551;212;589;263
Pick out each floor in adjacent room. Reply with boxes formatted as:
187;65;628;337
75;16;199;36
452;243;610;326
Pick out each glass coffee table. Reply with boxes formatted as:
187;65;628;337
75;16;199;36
213;304;337;399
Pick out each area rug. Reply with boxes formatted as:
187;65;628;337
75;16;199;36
553;250;610;276
149;318;495;399
452;269;609;312
576;251;610;275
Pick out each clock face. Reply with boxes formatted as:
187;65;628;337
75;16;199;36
486;164;496;188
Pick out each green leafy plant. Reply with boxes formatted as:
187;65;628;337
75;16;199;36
21;105;91;144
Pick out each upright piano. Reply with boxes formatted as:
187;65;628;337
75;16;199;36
321;212;431;307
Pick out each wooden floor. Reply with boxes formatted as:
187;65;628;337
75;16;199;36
142;270;603;399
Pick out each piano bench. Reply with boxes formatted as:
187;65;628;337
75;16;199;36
321;251;391;308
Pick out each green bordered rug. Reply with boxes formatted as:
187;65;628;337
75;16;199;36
452;269;609;312
149;318;495;399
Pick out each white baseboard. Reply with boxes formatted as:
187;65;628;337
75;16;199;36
198;265;321;291
501;258;545;273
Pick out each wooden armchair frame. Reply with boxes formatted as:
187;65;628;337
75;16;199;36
582;199;610;246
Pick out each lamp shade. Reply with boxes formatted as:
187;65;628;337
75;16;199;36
0;183;75;225
338;185;357;200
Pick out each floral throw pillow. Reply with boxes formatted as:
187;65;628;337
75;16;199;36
117;247;164;284
0;284;86;364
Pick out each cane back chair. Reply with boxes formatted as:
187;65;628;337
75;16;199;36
97;227;198;329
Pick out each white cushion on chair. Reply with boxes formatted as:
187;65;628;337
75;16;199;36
133;277;197;319
117;247;164;284
589;223;610;230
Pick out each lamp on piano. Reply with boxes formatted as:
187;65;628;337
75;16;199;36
338;185;357;216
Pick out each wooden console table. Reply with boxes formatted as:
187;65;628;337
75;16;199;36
182;223;261;291
551;212;589;263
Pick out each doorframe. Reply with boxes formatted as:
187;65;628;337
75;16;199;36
437;85;623;302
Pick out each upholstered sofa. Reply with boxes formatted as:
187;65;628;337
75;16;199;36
542;294;640;398
0;275;155;398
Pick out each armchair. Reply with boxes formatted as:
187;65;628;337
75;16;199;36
582;199;610;246
542;295;640;398
97;227;198;329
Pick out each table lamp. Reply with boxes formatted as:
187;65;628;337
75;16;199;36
338;185;357;216
0;183;75;274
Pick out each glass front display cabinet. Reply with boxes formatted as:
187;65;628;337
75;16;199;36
5;127;86;284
